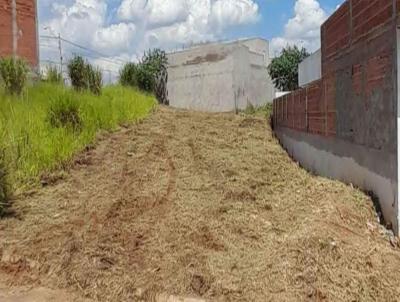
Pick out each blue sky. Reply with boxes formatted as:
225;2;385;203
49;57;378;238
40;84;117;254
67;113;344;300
232;0;344;40
38;0;345;74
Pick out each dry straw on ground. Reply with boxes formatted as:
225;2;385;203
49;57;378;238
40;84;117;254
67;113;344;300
1;106;400;301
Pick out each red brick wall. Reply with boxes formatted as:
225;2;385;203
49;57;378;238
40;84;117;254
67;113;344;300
0;0;38;67
0;0;13;58
274;0;396;150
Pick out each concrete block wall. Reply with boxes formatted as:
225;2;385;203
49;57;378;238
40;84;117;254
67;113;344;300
167;38;275;112
273;0;400;233
0;0;38;67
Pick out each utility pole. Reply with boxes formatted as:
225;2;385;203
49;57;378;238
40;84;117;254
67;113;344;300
58;33;63;75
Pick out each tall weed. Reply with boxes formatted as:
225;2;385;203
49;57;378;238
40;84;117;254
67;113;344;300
68;56;103;94
119;63;137;87
0;83;155;190
0;149;9;216
67;56;87;91
47;94;82;132
0;57;28;95
45;65;63;84
87;65;103;95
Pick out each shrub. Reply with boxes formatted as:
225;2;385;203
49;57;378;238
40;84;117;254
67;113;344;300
119;63;138;87
67;56;102;94
87;65;103;95
119;49;169;104
136;64;156;92
0;57;28;95
46;65;63;84
47;93;82;132
67;56;88;91
0;149;9;217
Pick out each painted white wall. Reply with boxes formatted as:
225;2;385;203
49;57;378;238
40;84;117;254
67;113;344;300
298;49;321;87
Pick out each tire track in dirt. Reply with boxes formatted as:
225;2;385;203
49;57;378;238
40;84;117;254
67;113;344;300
1;106;400;302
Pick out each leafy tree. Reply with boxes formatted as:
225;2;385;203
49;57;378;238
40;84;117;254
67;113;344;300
268;45;309;91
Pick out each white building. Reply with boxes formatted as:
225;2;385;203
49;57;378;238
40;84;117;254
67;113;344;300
167;38;275;112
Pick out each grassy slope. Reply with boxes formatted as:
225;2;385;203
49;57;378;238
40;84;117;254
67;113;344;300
0;83;155;190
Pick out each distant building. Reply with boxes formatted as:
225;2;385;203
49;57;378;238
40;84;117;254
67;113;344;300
167;38;275;112
0;0;39;68
298;49;321;87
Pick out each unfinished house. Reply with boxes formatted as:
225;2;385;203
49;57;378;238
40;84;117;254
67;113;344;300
167;38;275;112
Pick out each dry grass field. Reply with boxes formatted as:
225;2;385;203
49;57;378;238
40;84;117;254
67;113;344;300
1;106;400;301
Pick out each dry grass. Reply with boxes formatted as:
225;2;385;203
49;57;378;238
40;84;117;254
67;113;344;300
1;106;400;301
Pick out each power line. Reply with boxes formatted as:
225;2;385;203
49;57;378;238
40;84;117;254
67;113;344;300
40;34;128;66
39;34;123;84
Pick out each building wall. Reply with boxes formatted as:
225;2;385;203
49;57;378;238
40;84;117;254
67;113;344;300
273;0;400;233
298;49;321;87
167;43;236;112
0;0;38;67
167;38;274;112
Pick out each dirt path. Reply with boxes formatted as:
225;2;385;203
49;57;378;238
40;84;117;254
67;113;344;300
1;106;400;301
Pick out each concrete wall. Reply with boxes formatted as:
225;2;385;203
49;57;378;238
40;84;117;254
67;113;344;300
298;49;321;87
273;0;400;233
167;38;274;112
0;0;38;67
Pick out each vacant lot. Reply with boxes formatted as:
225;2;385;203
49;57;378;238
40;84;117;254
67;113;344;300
1;106;400;301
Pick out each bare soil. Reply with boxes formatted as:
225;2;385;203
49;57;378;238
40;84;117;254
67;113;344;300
1;106;400;301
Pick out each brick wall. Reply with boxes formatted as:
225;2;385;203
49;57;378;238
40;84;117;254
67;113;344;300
274;0;397;152
0;0;38;67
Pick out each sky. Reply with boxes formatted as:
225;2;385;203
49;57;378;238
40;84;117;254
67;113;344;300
37;0;345;77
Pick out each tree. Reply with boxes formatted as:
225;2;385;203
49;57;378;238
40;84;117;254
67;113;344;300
268;45;309;91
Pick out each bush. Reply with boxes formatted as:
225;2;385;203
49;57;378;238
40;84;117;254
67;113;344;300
45;65;63;84
119;63;138;87
47;93;82;132
0;150;9;217
0;57;28;95
67;56;102;94
119;49;169;104
136;64;156;92
87;65;102;95
67;56;87;91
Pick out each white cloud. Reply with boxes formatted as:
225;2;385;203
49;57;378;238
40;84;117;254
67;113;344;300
39;0;260;79
44;0;107;43
118;0;190;28
93;23;137;55
270;0;328;56
117;0;259;47
210;0;259;30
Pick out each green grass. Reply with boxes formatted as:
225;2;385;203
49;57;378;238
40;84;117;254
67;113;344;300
0;83;156;191
244;103;273;119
